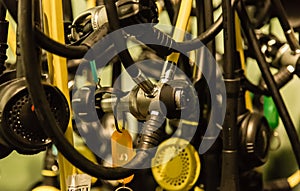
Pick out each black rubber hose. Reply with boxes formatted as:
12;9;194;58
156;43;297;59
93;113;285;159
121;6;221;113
103;0;137;75
243;78;270;96
163;0;175;24
34;28;88;59
237;1;300;170
0;2;5;19
1;0;88;59
204;0;216;55
1;0;223;65
195;0;205;36
222;0;236;79
171;0;181;26
271;0;291;32
195;0;216;52
19;0;142;180
19;0;173;180
35;21;111;59
133;15;223;56
137;111;167;150
260;66;294;92
271;0;300;52
177;0;241;52
177;15;223;52
220;0;240;190
1;0;223;59
251;0;271;28
1;0;223;56
62;0;73;23
195;1;218;191
102;2;171;151
103;0;155;95
0;0;16;20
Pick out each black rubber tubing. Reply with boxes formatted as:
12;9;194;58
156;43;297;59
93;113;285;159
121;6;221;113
220;0;240;190
2;0;223;59
271;0;300;51
237;1;300;171
103;0;141;78
18;0;151;180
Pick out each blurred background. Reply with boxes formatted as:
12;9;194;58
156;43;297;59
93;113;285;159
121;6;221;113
0;0;300;190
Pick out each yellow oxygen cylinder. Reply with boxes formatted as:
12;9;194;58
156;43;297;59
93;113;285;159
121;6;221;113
42;1;76;190
166;0;193;63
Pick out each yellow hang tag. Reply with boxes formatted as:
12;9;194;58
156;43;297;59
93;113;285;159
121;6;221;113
111;129;135;184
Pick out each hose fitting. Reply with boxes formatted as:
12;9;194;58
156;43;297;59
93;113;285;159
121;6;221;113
137;109;167;150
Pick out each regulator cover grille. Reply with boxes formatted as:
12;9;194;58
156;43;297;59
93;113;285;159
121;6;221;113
151;138;201;191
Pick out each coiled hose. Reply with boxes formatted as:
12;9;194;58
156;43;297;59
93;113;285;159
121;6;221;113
1;0;223;59
19;0;172;180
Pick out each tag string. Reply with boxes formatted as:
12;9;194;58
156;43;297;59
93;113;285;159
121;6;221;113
114;96;123;133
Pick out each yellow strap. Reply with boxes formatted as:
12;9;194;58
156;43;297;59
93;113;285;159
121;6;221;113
166;0;193;63
42;1;76;191
235;12;253;111
287;170;300;188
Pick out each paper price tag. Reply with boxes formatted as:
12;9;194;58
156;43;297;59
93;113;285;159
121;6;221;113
67;174;92;191
111;129;135;184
